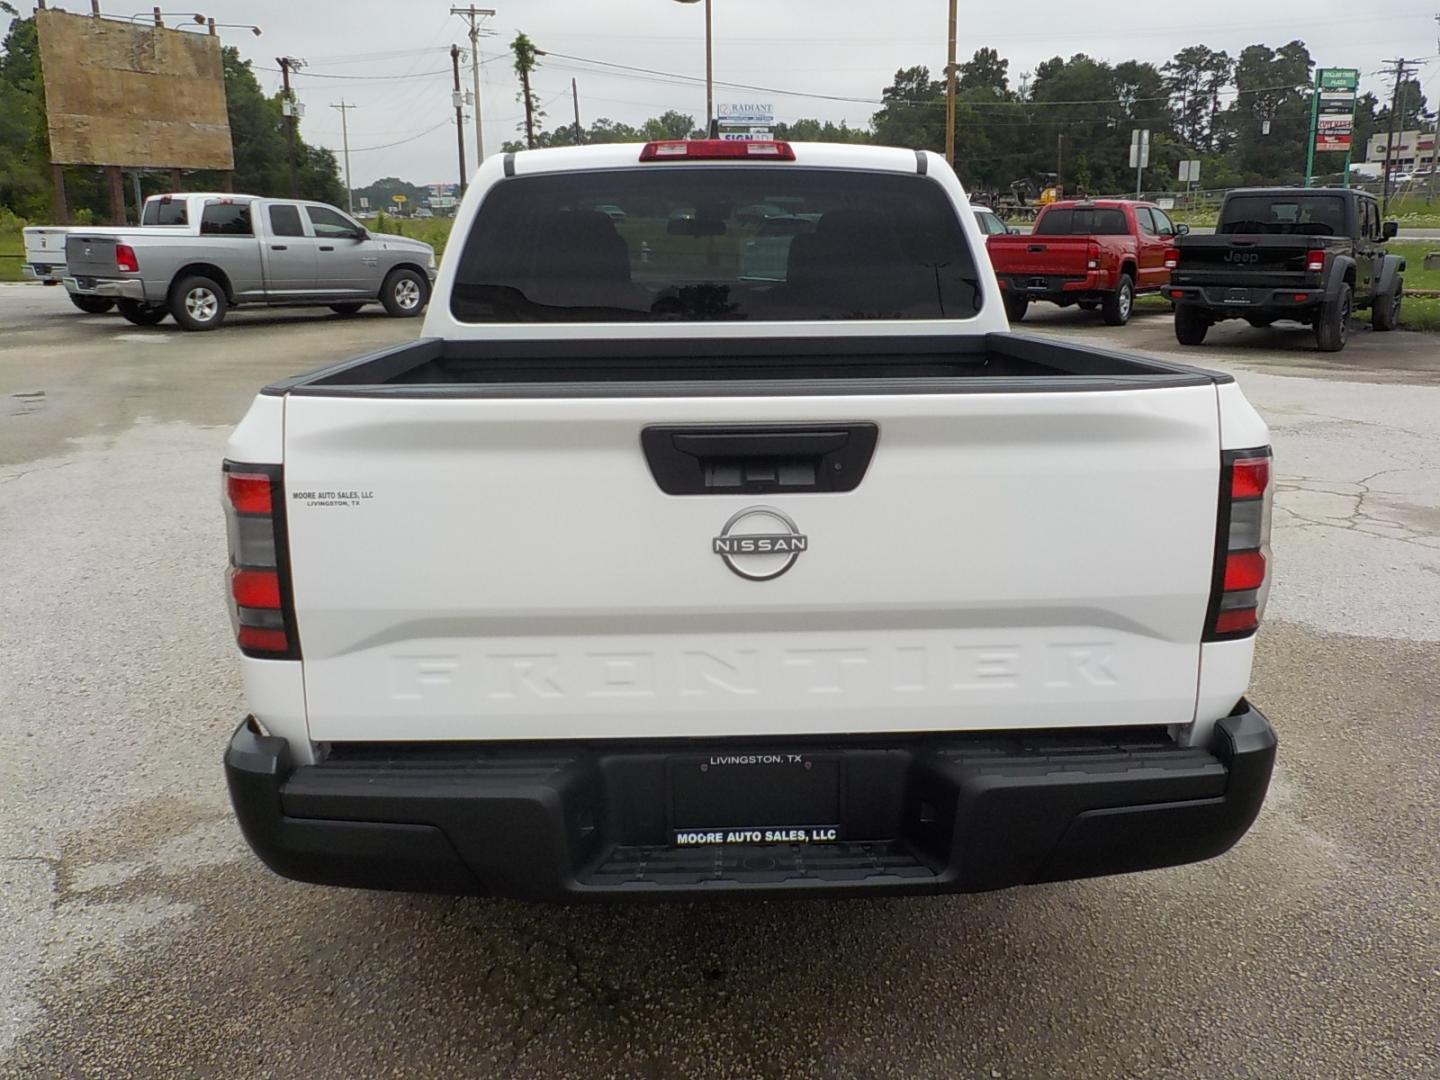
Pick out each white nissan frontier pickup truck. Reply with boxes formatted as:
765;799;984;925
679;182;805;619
223;140;1276;900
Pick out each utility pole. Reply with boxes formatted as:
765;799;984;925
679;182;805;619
944;0;957;167
1380;58;1415;216
277;56;303;197
330;100;356;214
571;78;583;145
451;45;468;194
1056;132;1063;196
451;6;495;166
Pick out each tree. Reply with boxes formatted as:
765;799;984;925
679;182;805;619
870;66;944;151
1222;41;1313;185
0;8;50;217
1164;46;1233;150
641;110;696;142
511;33;543;149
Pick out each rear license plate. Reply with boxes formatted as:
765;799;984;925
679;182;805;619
670;752;841;846
1225;288;1252;305
1027;278;1049;291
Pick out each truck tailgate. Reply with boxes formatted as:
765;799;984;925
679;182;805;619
988;235;1093;277
64;234;119;279
283;388;1220;742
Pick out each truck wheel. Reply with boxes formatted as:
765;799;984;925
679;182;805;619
170;275;228;331
68;294;115;315
329;303;365;316
381;269;429;318
1002;294;1028;323
1174;305;1209;346
1371;281;1401;331
1101;274;1134;326
1314;284;1351;352
116;300;168;327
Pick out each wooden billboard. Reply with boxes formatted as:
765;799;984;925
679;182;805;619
36;9;234;171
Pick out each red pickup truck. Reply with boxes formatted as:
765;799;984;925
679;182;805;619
987;200;1186;326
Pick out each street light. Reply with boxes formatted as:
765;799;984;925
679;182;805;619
672;0;713;129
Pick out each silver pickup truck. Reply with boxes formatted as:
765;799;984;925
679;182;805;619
64;195;437;330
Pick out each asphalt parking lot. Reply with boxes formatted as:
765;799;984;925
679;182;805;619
2;284;1437;1079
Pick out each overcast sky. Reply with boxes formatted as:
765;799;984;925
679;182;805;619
7;1;1439;186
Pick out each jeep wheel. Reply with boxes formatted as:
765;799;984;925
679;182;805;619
1174;305;1209;346
1372;280;1401;331
1002;293;1028;323
116;299;168;327
68;294;115;315
1101;273;1134;326
1315;283;1352;352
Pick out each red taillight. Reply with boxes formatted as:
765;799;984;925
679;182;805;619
226;472;273;514
1206;446;1273;641
1231;456;1270;499
1164;246;1179;270
1169;289;1185;299
230;567;282;609
1086;241;1100;270
1223;550;1267;591
1305;249;1325;273
1293;293;1308;302
115;243;139;273
223;462;296;658
639;139;796;162
237;627;290;653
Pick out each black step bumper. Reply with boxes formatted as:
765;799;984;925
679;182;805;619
225;703;1276;901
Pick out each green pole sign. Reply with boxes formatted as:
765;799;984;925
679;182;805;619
1306;67;1360;188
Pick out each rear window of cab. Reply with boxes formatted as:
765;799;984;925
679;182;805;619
450;167;982;323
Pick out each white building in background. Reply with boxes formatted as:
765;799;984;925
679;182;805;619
1366;129;1437;171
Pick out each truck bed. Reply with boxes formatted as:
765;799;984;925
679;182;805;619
265;333;1229;398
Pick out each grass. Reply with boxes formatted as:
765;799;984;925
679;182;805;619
1400;296;1440;331
0;209;24;282
1390;241;1439;292
371;213;455;257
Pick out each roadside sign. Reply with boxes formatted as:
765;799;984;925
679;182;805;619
391;194;407;204
717;103;774;126
1178;159;1201;183
1128;129;1150;169
359;196;369;209
1319;68;1360;91
1311;68;1358;154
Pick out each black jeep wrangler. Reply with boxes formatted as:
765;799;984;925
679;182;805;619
1168;187;1405;352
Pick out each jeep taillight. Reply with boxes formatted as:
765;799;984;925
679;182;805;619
116;243;139;273
1305;249;1325;272
223;462;298;658
1205;448;1273;640
1164;246;1179;270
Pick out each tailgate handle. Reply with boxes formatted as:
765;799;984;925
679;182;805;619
642;423;878;495
1028;244;1045;252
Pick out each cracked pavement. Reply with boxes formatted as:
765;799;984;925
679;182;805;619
2;285;1437;1078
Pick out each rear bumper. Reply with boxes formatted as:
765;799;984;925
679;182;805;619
64;276;146;301
999;271;1115;302
225;702;1276;902
1168;284;1321;315
23;263;66;283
